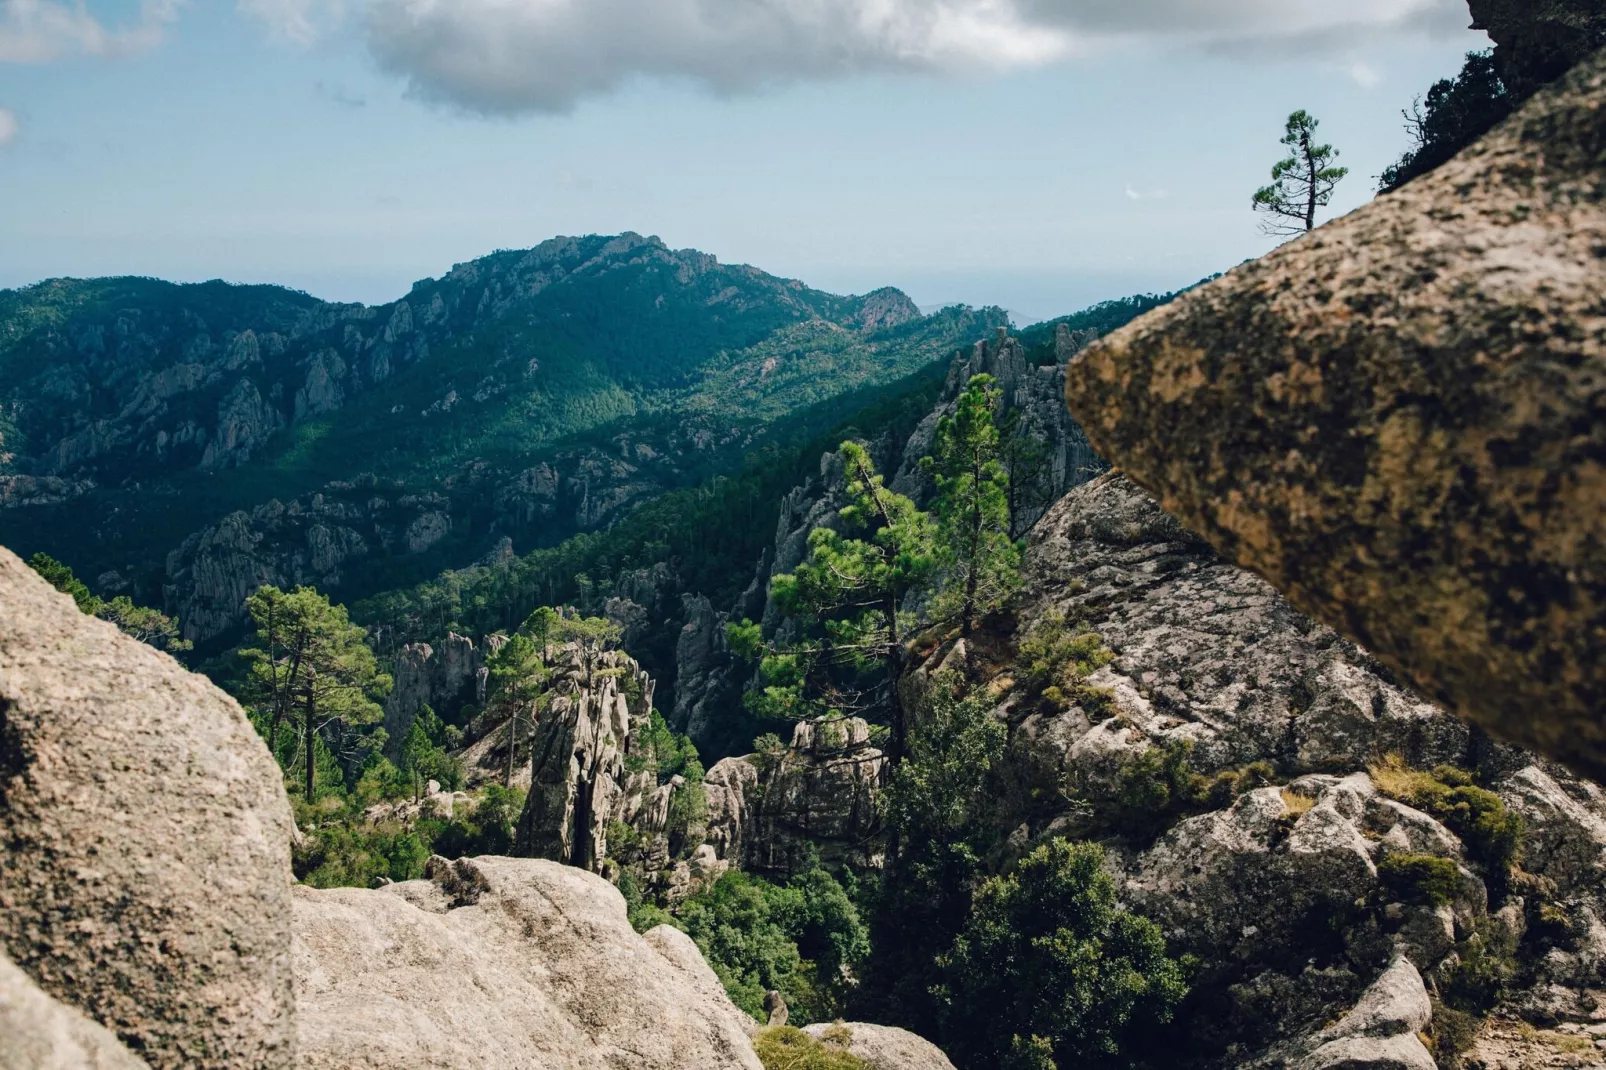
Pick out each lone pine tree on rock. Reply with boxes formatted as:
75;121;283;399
923;373;1022;640
1252;109;1349;236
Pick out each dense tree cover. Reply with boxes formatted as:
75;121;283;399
292;781;524;889
26;552;190;652
352;357;955;655
624;864;871;1025
736;377;1024;755
852;678;1188;1070
0;260;996;614
938;841;1187;1070
858;681;1007;1035
1252;110;1349;237
1014;291;1188;366
1379;51;1514;193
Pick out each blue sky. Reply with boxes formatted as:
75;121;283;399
1;0;1489;322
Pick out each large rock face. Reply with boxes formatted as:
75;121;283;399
0;951;150;1070
994;475;1606;1065
514;647;657;871
0;548;295;1068
292;855;764;1070
1063;56;1606;782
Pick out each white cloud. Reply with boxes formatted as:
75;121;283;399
0;107;17;144
359;0;1071;114
239;0;345;45
0;0;185;63
240;0;1471;115
1125;184;1169;202
1348;61;1383;88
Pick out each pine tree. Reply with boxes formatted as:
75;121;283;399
241;586;390;800
1252;110;1349;237
923;374;1022;639
771;441;935;759
486;626;553;787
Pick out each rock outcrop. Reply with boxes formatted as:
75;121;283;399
0;548;295;1069
1063;55;1606;782
383;631;497;749
1469;0;1606;96
704;717;887;878
802;1022;958;1070
514;647;658;871
292;855;764;1070
165;483;459;645
0;952;150;1070
987;474;1606;1066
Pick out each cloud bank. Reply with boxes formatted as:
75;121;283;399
0;0;184;64
255;0;1471;114
0;107;17;144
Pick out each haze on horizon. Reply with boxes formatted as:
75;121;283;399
1;0;1490;322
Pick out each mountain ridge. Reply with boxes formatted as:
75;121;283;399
0;233;1002;646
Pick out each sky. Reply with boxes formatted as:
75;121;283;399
0;0;1491;323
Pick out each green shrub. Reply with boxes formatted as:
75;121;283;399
1378;853;1462;907
292;820;430;888
618;870;676;933
753;1026;868;1070
1369;756;1524;875
666;759;709;859
1429;1000;1480;1061
430;783;524;859
1106;743;1276;839
1019;613;1113;711
1440;928;1517;1013
938;840;1187;1070
676;867;869;1025
862;680;1007;1034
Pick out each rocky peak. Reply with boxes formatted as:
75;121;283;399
892;324;1104;535
514;646;657;872
383;631;497;750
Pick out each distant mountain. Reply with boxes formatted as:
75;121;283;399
0;233;1004;643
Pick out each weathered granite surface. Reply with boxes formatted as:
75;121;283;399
0;548;295;1069
1063;57;1606;781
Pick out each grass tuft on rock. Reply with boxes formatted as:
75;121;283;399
753;1026;869;1070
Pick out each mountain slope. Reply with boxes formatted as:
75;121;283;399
0;234;1003;636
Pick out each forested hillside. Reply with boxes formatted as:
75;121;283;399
0;234;1004;646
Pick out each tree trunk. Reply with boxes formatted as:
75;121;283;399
505;708;518;788
1304;132;1318;231
885;597;906;764
304;684;316;802
267;646;302;762
963;447;984;639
